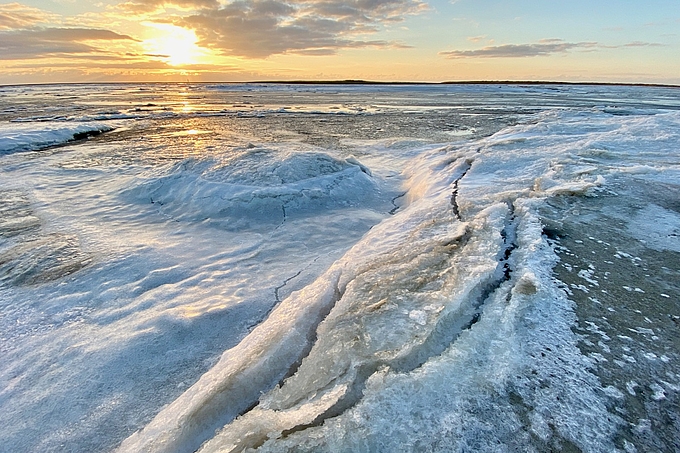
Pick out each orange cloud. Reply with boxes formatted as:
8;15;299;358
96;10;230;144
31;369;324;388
0;2;58;29
0;27;137;60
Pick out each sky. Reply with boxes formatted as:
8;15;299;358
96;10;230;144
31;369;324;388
0;0;679;84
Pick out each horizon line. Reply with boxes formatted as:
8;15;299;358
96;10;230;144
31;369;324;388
2;80;679;89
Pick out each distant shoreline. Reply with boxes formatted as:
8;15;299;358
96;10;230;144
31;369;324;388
254;80;680;89
2;80;679;89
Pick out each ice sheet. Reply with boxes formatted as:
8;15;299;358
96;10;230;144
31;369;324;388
1;83;678;453
120;107;680;453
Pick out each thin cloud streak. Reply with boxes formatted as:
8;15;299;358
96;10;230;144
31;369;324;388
623;41;663;47
440;39;662;59
440;40;596;58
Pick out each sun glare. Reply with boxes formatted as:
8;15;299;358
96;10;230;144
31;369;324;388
143;23;207;66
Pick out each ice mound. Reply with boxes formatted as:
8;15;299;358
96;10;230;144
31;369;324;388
124;148;379;229
117;149;508;453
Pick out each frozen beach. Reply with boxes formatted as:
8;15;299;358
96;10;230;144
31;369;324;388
0;83;678;452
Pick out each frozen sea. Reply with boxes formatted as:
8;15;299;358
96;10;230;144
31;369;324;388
0;83;678;453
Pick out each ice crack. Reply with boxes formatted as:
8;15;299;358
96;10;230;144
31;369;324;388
393;202;518;373
388;191;406;215
450;160;473;221
274;269;302;304
273;203;521;443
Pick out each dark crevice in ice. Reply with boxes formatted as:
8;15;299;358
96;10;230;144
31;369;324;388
281;362;383;439
388;191;407;215
499;201;518;281
450;160;473;221
281;204;287;224
273;204;288;230
174;274;346;453
148;181;181;223
274;269;302;304
72;129;104;141
393;202;517;373
5;128;113;155
279;202;521;439
278;280;345;386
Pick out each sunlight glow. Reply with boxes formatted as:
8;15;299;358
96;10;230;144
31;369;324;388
143;23;207;66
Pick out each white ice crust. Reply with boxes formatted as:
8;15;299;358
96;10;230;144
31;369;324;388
0;122;112;153
123;148;380;230
2;87;678;453
116;108;680;453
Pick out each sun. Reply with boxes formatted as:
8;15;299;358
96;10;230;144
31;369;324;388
143;23;207;66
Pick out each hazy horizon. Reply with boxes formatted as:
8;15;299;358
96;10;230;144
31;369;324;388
2;79;680;88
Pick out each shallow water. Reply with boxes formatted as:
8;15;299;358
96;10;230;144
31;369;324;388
0;83;678;453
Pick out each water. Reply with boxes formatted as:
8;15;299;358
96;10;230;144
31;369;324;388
0;83;678;453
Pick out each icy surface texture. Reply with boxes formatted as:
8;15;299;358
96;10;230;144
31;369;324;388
183;111;641;453
1;84;678;453
123;148;379;230
0;121;112;154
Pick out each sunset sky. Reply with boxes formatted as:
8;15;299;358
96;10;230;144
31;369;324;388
1;0;679;84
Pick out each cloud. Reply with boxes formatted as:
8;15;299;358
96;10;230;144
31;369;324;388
440;39;599;58
440;39;665;59
623;41;663;48
0;2;57;29
169;0;427;58
118;0;219;14
466;35;486;43
0;27;137;60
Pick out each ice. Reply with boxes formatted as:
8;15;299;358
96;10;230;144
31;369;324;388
603;386;625;399
0;232;92;285
0;121;113;154
219;200;619;453
649;383;666;401
123;148;381;231
119;152;500;452
1;83;679;453
122;104;668;452
626;203;680;252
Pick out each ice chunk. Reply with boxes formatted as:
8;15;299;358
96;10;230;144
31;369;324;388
0;122;112;154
